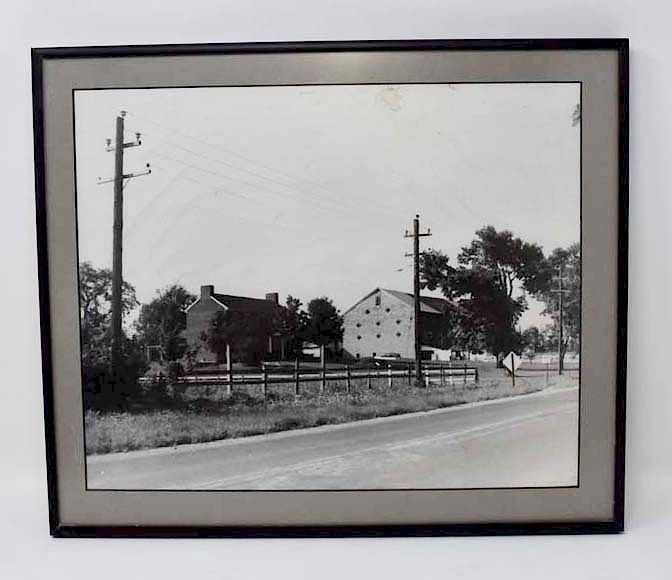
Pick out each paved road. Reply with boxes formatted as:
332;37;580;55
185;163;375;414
87;387;578;490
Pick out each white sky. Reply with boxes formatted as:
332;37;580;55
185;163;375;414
74;83;580;329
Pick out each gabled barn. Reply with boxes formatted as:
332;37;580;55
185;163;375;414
342;288;457;360
185;285;286;365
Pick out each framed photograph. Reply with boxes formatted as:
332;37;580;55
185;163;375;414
32;39;628;537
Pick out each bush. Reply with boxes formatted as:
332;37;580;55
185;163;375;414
82;336;147;411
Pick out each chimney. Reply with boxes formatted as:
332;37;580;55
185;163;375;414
201;285;214;299
265;292;279;305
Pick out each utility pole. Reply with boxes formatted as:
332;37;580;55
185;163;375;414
553;263;572;376
558;264;564;375
98;111;151;390
404;214;432;386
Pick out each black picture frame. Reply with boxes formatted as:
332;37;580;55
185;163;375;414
32;38;628;538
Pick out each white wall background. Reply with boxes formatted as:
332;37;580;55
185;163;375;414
1;1;670;578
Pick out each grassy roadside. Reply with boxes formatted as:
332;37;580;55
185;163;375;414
85;372;578;456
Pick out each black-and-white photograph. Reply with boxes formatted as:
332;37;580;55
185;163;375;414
76;82;581;490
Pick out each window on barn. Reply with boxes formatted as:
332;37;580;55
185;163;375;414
375;295;381;306
385;307;391;313
376;333;381;338
357;335;362;340
396;319;401;324
396;332;401;337
376;321;380;326
356;323;361;328
365;309;370;314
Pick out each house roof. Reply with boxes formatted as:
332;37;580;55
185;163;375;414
185;292;282;315
343;288;457;316
213;293;280;314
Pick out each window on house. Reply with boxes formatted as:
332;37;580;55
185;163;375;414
365;309;370;314
376;333;381;338
396;332;401;337
357;335;362;340
385;307;391;313
356;323;361;328
376;321;380;326
375;295;381;306
396;319;401;324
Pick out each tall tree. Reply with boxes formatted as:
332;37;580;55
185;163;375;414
536;243;581;370
419;248;456;297
457;226;548;296
452;267;525;360
136;284;196;363
78;262;142;406
273;295;309;359
521;325;546;356
419;227;547;363
302;297;343;347
79;262;138;369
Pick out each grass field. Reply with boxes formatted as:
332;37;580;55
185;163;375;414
85;366;578;455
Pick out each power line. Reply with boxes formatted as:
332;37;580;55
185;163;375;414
128;109;478;228
126;113;406;219
150;138;395;219
127;110;347;193
148;148;372;222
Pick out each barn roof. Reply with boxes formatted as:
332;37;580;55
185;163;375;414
343;288;457;316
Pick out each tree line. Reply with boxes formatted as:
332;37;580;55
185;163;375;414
419;225;580;365
78;263;343;407
78;224;579;407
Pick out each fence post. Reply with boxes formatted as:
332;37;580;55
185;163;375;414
367;371;372;390
388;364;392;388
226;343;232;396
464;364;467;384
294;358;300;397
407;363;412;385
441;363;445;386
346;365;351;394
475;367;479;383
449;360;454;386
320;367;326;394
261;363;267;398
545;361;550;387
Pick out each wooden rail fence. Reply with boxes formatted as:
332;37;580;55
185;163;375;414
144;362;479;397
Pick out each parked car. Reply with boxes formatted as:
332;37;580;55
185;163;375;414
374;352;402;361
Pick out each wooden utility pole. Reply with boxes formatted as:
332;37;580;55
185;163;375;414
558;264;564;375
110;114;126;381
553;263;572;376
98;111;150;388
404;214;432;386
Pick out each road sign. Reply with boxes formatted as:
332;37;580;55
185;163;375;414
502;352;522;373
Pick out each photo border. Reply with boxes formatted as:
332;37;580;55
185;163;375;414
73;80;582;494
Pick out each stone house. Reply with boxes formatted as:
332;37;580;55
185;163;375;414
184;285;287;365
342;288;457;360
